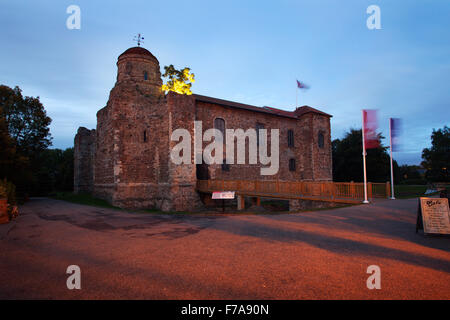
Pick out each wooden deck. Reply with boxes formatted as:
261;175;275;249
197;180;391;204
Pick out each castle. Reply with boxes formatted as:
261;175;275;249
74;46;332;211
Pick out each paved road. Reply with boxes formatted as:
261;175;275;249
0;197;449;299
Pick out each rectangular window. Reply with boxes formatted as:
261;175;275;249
288;129;294;147
289;158;296;171
214;118;226;144
143;130;147;142
256;122;264;146
221;161;230;171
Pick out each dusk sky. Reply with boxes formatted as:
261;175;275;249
1;0;449;165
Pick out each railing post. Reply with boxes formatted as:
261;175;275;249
368;182;372;200
237;195;245;210
386;181;390;199
350;181;355;198
331;182;336;199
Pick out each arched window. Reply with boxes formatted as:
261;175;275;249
144;71;148;80
214;118;225;143
318;131;325;148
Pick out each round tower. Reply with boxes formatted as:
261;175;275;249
116;46;162;96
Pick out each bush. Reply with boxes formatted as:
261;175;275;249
0;179;16;205
399;179;427;185
0;185;6;199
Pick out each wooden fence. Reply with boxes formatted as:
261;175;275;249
197;180;390;203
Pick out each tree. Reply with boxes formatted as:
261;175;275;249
35;148;74;195
0;85;52;196
0;106;17;179
421;126;449;182
332;128;399;182
0;85;52;156
161;65;195;95
398;165;425;184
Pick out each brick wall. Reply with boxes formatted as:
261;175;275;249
74;127;96;193
166;92;203;211
194;101;332;182
311;114;333;181
74;46;332;212
86;50;203;211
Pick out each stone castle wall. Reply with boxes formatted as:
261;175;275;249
74;127;96;194
92;89;203;211
194;101;332;182
73;46;332;211
311;114;333;180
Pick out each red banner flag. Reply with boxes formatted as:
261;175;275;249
363;109;379;149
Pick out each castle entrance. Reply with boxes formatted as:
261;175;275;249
196;163;209;180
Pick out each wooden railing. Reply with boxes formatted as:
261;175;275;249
197;179;390;203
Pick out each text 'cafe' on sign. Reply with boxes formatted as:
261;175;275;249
416;197;450;235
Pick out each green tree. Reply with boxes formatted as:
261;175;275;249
161;65;195;95
36;148;74;194
332;128;399;182
0;85;52;196
421;126;449;182
0;106;17;179
398;165;425;184
0;85;52;156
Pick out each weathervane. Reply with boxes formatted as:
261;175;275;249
133;33;144;47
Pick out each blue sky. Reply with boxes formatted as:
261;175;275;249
0;0;449;165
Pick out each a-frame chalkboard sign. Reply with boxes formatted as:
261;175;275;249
416;197;450;235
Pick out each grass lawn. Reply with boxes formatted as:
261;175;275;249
394;185;449;199
51;192;189;214
50;192;356;215
50;186;447;214
51;192;121;209
394;185;428;199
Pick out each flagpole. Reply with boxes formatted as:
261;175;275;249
296;84;298;108
389;118;395;200
362;110;369;204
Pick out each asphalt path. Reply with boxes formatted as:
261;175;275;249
0;197;449;299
